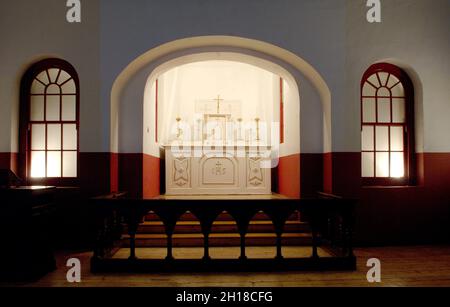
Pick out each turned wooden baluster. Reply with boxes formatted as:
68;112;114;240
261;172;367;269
92;216;106;259
234;212;251;261
195;209;218;261
127;205;145;261
239;232;247;260
269;208;292;261
166;232;174;260
309;211;319;259
272;214;287;260
164;218;177;261
128;220;138;260
155;209;178;261
203;233;211;261
275;232;283;260
342;204;355;258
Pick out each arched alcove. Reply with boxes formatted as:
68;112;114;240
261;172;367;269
110;36;331;198
143;53;301;159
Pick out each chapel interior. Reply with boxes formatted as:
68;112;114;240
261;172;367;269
0;0;449;287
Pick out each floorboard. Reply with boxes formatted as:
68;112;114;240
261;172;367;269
3;245;450;287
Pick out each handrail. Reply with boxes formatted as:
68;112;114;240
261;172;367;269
90;194;357;272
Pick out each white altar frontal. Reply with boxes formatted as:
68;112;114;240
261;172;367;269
165;144;272;195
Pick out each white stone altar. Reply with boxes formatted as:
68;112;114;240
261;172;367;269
164;144;272;195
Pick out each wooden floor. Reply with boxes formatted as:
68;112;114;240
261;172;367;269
4;245;450;287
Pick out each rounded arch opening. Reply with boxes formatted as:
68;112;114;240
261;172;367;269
110;36;331;198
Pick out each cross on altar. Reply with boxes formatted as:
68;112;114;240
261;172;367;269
214;95;224;114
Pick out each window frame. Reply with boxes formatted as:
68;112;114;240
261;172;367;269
19;58;80;186
361;63;416;186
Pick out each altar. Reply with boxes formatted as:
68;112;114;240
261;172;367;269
163;95;273;195
165;144;272;195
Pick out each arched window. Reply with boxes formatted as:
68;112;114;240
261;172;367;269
361;63;415;186
19;59;79;185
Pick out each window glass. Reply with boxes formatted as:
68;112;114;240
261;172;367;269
48;68;60;83
62;95;76;121
63;124;77;150
390;127;404;151
375;126;389;151
47;124;61;150
376;152;389;177
377;98;391;123
47;151;61;177
30;96;45;121
63;152;77;178
362;152;374;177
31;124;46;150
31;151;46;178
362;126;374;151
392;98;405;123
46;95;60;121
363;98;376;122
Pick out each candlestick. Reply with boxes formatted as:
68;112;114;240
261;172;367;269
196;119;202;142
176;117;182;139
237;118;243;141
255;118;260;141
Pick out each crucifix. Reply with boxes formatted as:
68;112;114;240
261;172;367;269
213;95;224;114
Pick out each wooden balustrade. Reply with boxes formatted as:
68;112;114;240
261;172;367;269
90;194;357;272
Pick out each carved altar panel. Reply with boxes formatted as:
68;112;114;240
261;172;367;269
165;149;192;194
165;145;271;195
247;157;264;187
173;157;190;188
201;157;237;186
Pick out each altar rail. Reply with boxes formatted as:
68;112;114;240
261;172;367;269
90;194;357;272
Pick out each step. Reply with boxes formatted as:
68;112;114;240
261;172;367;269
122;232;313;247
129;220;310;234
144;211;301;222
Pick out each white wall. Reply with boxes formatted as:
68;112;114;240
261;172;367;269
0;0;100;153
346;0;450;153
